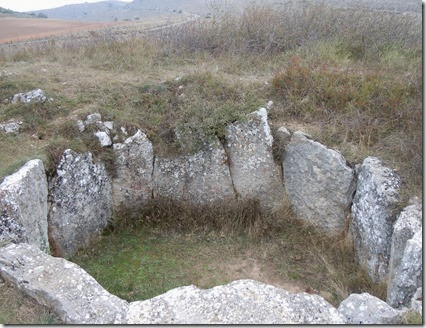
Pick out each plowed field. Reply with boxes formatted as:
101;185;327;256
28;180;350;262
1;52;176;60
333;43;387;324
0;17;128;44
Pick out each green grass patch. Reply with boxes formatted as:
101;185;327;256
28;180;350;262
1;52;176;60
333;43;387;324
72;201;386;307
0;282;60;324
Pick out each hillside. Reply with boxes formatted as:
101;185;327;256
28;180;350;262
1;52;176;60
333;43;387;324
28;0;421;22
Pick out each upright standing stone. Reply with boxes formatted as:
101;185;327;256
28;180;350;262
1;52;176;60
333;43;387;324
0;159;49;253
153;137;235;205
387;203;422;305
225;108;284;210
283;131;355;234
113;130;154;210
351;157;401;282
48;150;112;258
387;229;422;308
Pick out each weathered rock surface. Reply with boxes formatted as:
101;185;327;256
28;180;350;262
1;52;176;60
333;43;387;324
0;243;128;324
350;156;401;282
225;108;284;210
154;137;235;205
0;160;49;253
113;130;154;209
275;126;291;147
0;120;22;133
84;113;102;125
410;287;422;315
48;149;112;257
283;131;355;233
387;229;422;308
125;279;345;324
338;293;402;324
94;131;112;147
387;203;422;304
12;89;46;104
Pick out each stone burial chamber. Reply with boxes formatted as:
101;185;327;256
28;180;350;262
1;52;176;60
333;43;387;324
0;107;422;324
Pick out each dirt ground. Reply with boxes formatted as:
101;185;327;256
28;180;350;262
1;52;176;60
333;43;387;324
0;17;131;44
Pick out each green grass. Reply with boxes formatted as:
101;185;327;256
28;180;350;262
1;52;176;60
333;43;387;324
0;282;60;324
71;201;387;307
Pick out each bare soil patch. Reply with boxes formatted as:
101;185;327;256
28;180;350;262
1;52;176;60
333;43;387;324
0;17;132;44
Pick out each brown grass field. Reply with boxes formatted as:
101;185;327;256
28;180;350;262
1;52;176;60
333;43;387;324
0;15;190;44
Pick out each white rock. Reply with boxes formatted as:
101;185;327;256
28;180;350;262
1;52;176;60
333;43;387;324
103;121;114;130
76;120;85;133
225;108;284;210
0;243;128;324
12;89;46;104
387;204;422;306
94;131;112;147
48;150;113;257
124;280;345;324
351;157;401;282
0;120;22;133
84;113;102;125
112;130;154;210
283;131;355;234
387;229;422;308
0;160;49;253
153;137;235;205
338;293;403;324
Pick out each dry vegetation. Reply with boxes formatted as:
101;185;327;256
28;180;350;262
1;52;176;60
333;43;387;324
0;1;421;323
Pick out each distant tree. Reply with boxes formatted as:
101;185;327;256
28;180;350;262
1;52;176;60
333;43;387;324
114;17;118;21
135;17;140;20
30;12;36;16
123;18;131;21
37;12;48;18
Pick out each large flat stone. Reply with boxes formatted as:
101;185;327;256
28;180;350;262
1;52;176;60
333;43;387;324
125;279;345;324
0;243;128;324
350;157;401;282
48;149;112;258
283;131;355;234
387;203;422;306
386;229;422;308
0;159;49;253
153;137;235;205
225;108;284;210
113;130;154;210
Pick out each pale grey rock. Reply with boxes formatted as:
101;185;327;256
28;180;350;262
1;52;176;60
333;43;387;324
283;131;355;234
94;131;112;147
351;157;401;282
76;120;85;133
124;279;345;324
153;137;235;205
338;293;402;324
0;243;128;324
410;287;422;314
387;229;422;308
48;149;112;257
12;89;46;104
84;113;102;125
0;120;22;133
0;160;49;253
266;100;274;111
113;130;154;210
276;126;291;146
103;121;114;130
225;108;284;210
387;204;422;304
120;126;128;136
